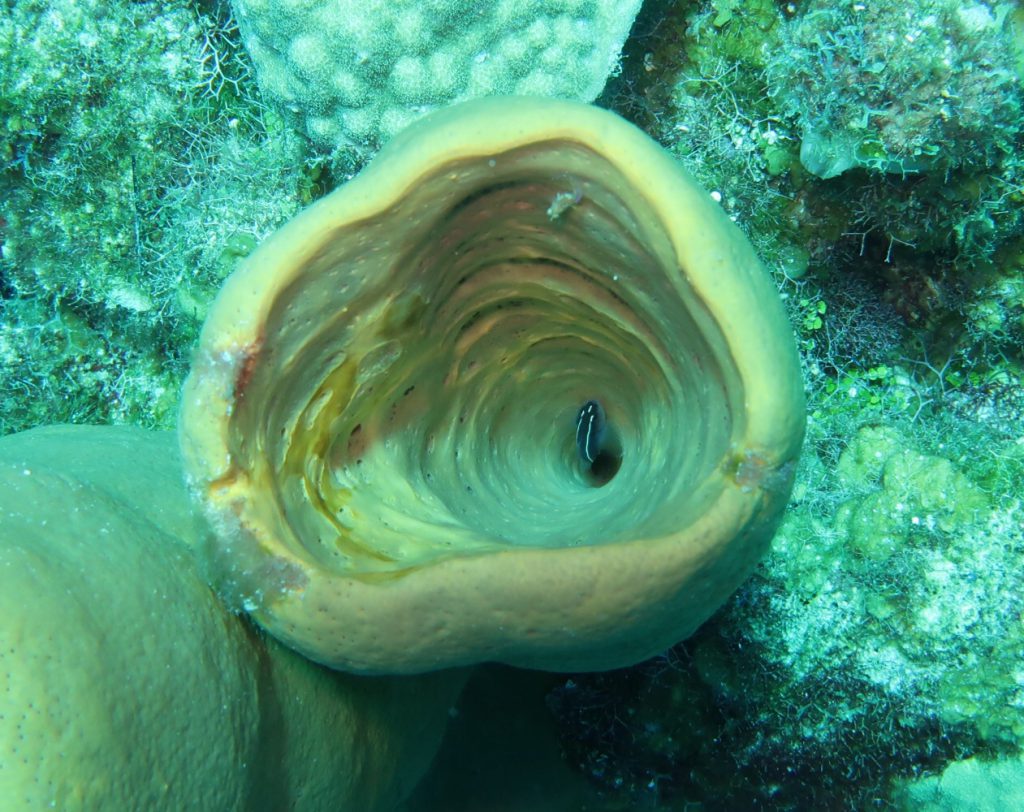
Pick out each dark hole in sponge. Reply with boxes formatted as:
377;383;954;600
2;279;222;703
586;449;621;486
582;422;622;488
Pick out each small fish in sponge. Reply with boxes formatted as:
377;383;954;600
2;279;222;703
179;96;805;675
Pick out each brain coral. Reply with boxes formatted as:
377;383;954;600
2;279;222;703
230;0;643;151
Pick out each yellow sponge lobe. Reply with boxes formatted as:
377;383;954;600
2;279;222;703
0;426;461;810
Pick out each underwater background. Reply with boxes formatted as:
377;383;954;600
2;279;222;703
1;0;1023;809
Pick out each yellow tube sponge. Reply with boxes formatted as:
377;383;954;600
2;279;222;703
179;96;805;675
0;425;462;811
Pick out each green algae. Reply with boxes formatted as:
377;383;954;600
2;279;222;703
0;0;307;434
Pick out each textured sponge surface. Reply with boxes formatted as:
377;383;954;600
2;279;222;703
232;0;643;149
0;426;462;810
0;427;261;810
